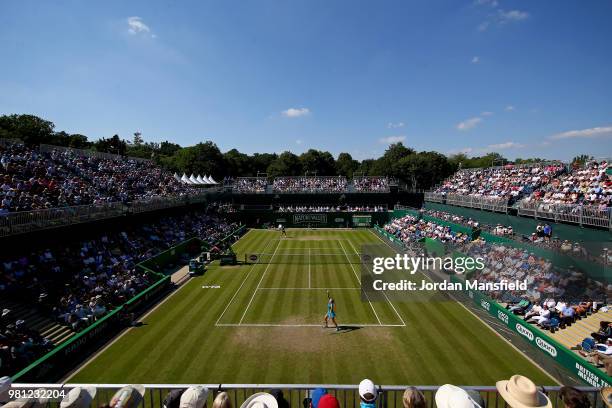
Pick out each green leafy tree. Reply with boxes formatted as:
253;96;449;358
267;151;302;177
0;114;55;144
335;152;359;177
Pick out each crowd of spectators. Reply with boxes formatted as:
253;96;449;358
0;144;197;214
433;163;565;202
523;160;611;208
0;309;53;376
384;214;471;245
353;176;390;192
276;205;386;212
232;178;268;193
421;208;610;264
383;214;609;305
273;177;348;193
0;208;238;373
1;375;598;408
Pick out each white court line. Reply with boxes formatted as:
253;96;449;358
259;287;361;290
216;323;405;327
215;234;276;326
308;248;311;288
357;232;407;327
338;239;382;325
238;238;282;324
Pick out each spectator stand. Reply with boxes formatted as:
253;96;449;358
38;144;152;164
9;224;246;382
272;176;348;194
425;161;567;214
373;224;612;388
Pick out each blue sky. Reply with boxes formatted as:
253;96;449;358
1;0;611;161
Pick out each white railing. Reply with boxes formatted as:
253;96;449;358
0;193;211;237
518;201;612;230
424;192;509;213
6;384;603;408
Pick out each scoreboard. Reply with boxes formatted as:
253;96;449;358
352;215;372;227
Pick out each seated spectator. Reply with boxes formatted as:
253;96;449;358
579;338;612;367
59;386;97;408
107;385;145;408
559;386;590;408
496;375;552;408
592;322;612;343
241;393;278;408
402;387;427;408
435;384;481;408
180;386;209;408
359;379;378;408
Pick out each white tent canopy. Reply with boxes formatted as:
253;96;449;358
208;176;218;184
196;175;207;185
181;173;192;184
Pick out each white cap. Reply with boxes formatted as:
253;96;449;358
179;386;209;408
435;385;479;408
358;379;377;402
60;387;97;408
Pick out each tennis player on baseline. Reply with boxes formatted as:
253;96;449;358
324;292;339;331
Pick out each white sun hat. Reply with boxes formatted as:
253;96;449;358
239;392;278;408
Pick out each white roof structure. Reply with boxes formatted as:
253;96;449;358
173;172;181;182
196;175;206;184
189;174;199;184
181;174;192;184
208;176;218;184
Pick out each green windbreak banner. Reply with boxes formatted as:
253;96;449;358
451;275;612;388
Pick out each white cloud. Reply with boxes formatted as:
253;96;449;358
474;0;498;7
282;107;310;118
505;105;515;111
379;135;406;144
456;117;482;131
480;111;494;116
549;126;612;140
487;141;525;149
478;9;529;31
498;9;530;23
127;17;153;36
387;122;405;129
471;56;480;64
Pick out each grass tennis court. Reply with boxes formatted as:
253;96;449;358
70;229;555;385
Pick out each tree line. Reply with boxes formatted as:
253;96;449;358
0;114;585;190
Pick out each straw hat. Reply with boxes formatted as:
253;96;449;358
496;375;551;408
239;393;278;408
601;388;612;408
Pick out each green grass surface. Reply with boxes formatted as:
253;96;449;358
70;229;554;385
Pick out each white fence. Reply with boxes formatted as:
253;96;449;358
518;201;612;230
0;194;211;237
5;384;607;408
424;192;509;213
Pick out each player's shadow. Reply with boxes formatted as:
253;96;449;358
336;325;361;333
